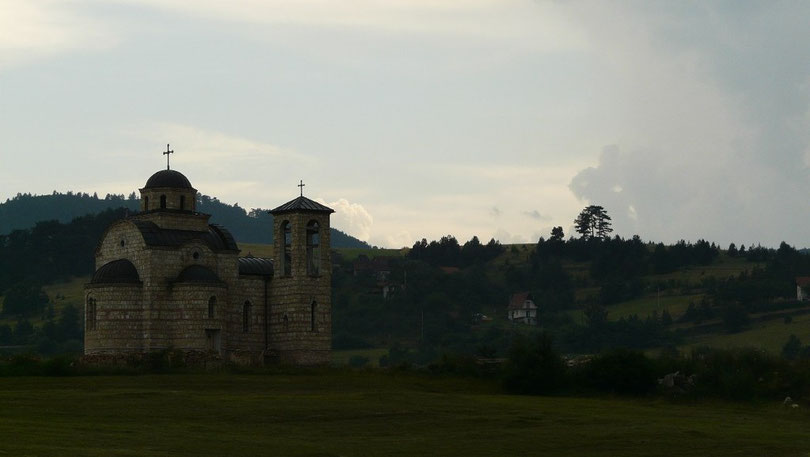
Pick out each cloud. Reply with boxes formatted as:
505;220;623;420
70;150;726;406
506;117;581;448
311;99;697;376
0;2;114;70
564;3;810;247
120;0;585;52
523;210;551;222
320;198;374;242
489;206;502;217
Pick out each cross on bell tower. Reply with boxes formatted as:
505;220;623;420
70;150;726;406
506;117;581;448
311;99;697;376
298;179;305;197
163;144;174;170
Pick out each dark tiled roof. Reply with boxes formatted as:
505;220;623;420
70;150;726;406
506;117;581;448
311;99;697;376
269;196;334;214
508;292;534;310
144;169;194;189
176;265;221;283
131;221;239;252
238;257;274;277
91;259;141;284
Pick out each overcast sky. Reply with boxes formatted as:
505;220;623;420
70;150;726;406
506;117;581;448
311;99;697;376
1;1;809;248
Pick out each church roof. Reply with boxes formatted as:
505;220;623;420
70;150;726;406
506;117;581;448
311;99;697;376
131;221;239;252
176;265;222;283
91;259;141;284
269;196;334;215
144;169;194;189
238;257;274;277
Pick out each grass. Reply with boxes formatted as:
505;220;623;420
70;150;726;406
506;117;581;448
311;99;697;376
0;371;809;456
682;312;810;353
332;348;389;367
238;242;274;259
236;244;406;262
1;276;89;327
334;247;406;261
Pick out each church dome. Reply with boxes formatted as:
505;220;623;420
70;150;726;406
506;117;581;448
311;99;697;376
144;169;193;189
176;265;222;283
91;259;141;284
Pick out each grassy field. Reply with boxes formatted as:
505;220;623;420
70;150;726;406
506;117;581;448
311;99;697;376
0;371;808;456
332;348;389;367
682;312;810;353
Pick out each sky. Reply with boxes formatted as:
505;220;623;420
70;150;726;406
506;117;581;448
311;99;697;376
1;1;809;249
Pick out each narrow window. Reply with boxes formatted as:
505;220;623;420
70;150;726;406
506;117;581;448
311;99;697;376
310;301;317;332
86;297;96;330
208;296;216;319
180;195;185;210
282;221;292;276
243;301;252;332
306;220;320;276
144;196;149;210
160;194;167;209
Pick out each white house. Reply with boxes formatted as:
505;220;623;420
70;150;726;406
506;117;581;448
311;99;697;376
507;292;537;325
796;277;810;301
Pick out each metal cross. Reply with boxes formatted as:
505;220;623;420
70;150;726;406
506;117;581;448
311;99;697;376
163;144;174;170
298;179;305;197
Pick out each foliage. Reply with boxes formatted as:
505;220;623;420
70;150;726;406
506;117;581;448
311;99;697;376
408;235;504;267
1;282;48;316
502;333;567;394
573;205;613;240
0;191;368;247
580;348;657;395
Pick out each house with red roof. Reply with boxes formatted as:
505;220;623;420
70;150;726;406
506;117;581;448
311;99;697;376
796;277;810;301
507;292;537;325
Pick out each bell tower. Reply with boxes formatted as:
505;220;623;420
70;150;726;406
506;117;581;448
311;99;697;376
268;184;334;365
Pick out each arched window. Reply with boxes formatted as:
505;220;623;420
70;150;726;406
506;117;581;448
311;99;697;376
160;194;167;209
180;195;185;210
282;221;292;277
86;296;96;331
144;196;149;210
306;220;320;276
310;301;317;332
208;296;216;319
243;301;252;332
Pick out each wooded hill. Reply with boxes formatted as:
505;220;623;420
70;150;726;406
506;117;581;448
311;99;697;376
0;191;369;248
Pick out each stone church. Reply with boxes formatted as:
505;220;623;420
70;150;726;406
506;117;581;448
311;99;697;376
84;154;333;365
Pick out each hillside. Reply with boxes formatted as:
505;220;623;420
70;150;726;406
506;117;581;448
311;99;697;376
3;231;810;362
0;192;369;248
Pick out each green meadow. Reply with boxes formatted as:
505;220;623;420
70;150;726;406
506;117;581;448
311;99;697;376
0;371;808;457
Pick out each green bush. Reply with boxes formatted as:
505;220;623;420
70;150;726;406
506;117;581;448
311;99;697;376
502;333;566;395
584;349;656;395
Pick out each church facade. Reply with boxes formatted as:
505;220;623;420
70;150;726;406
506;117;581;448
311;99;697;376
84;163;333;365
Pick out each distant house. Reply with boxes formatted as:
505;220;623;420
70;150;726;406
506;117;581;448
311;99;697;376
507;292;537;325
353;255;402;299
796;277;810;301
353;255;391;281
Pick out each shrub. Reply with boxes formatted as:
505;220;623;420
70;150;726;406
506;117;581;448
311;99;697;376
584;348;656;395
348;355;369;368
502;333;566;394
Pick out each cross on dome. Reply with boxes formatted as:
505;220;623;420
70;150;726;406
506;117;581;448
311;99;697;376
163;144;174;170
298;179;305;197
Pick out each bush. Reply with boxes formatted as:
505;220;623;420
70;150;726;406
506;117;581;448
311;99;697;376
348;355;369;368
583;348;656;395
502;333;566;395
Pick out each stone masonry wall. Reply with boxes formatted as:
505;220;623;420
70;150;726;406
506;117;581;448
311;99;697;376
84;284;144;353
227;276;269;361
269;211;332;365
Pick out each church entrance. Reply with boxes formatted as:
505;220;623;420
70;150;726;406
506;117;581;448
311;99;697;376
205;329;221;354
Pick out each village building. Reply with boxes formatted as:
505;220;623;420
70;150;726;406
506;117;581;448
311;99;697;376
507;292;537;325
796;277;810;301
84;148;333;365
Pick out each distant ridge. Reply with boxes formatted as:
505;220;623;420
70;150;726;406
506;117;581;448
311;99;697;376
0;192;370;248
